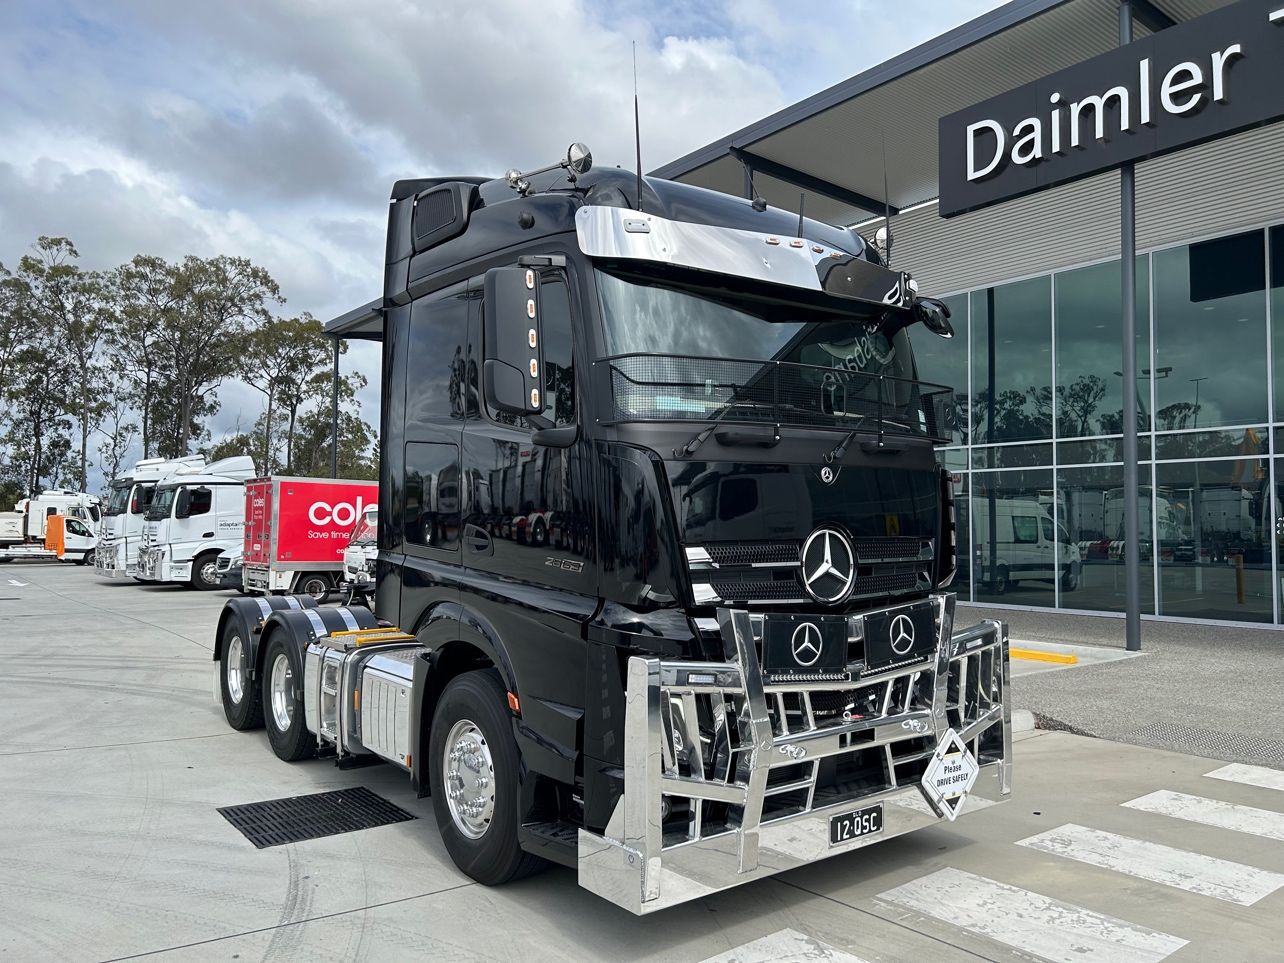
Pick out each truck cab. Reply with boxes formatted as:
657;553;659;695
138;455;255;589
14;490;101;543
215;149;1009;915
96;456;206;579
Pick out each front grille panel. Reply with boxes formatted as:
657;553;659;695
691;537;934;606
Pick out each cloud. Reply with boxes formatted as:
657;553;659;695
0;0;1005;490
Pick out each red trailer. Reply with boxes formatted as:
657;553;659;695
242;476;378;599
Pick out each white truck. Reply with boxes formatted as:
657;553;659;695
95;456;206;579
136;455;257;589
0;513;98;564
3;490;101;545
339;505;378;604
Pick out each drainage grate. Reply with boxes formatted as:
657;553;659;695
218;786;416;849
1126;722;1284;765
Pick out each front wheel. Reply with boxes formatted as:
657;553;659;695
262;634;315;761
221;620;263;730
429;670;545;885
296;573;332;603
191;552;221;591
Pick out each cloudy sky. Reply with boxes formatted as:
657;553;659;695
1;0;1002;474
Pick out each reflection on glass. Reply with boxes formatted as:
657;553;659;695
971;277;1052;444
1057;465;1155;614
970;443;1052;470
966;469;1056;607
950;471;971;601
1153;459;1272;622
1272;226;1284;420
913;293;968;444
1155;426;1268;461
1054;257;1149;438
1056;436;1152;465
1153;232;1266;431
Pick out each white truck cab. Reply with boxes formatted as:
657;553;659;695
96;456;206;579
12;490;102;542
136;455;256;589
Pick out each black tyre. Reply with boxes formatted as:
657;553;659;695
296;573;332;603
993;566;1010;595
429;669;545;886
220;618;263;731
262;634;315;762
531;518;547;547
191;552;221;591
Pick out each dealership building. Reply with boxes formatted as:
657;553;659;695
655;0;1284;626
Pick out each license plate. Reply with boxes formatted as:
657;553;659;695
829;804;883;846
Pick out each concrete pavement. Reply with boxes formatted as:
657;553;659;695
1;565;1282;961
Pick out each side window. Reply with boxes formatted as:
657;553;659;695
486;271;575;428
1012;516;1039;544
189;488;212;517
407;284;470;425
67;519;90;537
404;442;460;549
1040;516;1055;542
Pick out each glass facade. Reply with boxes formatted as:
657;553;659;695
920;225;1282;624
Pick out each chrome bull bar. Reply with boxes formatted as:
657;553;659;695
577;593;1010;914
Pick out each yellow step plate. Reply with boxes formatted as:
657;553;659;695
328;628;418;646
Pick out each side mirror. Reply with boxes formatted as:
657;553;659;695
914;297;955;339
483;266;546;420
175;489;191;519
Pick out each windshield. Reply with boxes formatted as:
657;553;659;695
146;486;177;520
596;270;948;439
350;511;378;546
598;269;913;378
106;483;131;516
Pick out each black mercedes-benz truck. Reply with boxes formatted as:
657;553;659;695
214;145;1010;914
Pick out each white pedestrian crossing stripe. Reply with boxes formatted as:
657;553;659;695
1206;762;1284;794
1017;822;1284;906
698;928;871;963
1124;789;1284;842
878;867;1187;963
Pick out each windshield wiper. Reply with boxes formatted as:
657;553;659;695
825;426;863;464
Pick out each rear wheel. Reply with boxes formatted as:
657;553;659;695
992;566;1010;596
262;634;315;761
429;669;545;885
221;620;263;730
191;552;221;591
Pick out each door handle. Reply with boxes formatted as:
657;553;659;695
464;524;492;555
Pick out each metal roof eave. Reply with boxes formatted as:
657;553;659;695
324;298;384;342
650;0;1073;183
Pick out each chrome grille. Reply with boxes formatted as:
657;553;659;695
652;599;1007;848
706;542;799;566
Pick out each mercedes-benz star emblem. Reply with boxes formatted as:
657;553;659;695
800;527;856;604
820;466;835;484
890;613;916;655
790;622;823;666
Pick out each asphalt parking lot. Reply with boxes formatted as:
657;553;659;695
2;564;1282;962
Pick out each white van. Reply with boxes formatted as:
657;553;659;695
969;496;1082;594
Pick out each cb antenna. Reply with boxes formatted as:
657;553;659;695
633;41;644;213
880;131;893;267
797;192;805;238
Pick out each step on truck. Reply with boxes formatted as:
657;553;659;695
138;455;256;589
96;456;206;579
241;476;379;600
214;146;1010;914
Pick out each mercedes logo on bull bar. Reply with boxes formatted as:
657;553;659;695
890;613;916;655
800;527;856;605
790;622;823;666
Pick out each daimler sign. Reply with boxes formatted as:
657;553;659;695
939;0;1284;217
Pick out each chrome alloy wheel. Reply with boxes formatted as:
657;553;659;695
226;634;245;705
443;719;496;839
199;558;218;585
269;652;294;731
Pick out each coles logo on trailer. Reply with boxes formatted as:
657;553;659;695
308;496;371;528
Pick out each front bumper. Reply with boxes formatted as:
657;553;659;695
577;593;1010;914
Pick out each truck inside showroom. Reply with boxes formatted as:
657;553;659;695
212;146;1010;914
